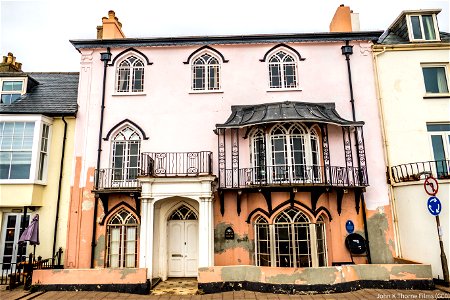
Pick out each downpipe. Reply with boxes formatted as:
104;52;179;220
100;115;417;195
91;48;111;268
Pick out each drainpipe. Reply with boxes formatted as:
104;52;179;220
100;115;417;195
91;48;112;268
372;46;402;258
52;116;67;261
341;40;372;264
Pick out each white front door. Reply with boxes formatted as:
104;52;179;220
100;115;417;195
168;220;198;277
0;213;30;267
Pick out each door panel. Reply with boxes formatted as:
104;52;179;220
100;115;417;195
168;220;198;277
168;222;184;276
185;221;198;276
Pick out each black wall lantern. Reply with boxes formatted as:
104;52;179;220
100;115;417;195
224;227;235;240
100;51;112;62
341;44;353;56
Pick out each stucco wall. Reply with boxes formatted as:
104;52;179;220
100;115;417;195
375;46;450;278
67;40;390;269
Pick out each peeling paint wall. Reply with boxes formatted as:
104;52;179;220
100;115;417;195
366;206;395;264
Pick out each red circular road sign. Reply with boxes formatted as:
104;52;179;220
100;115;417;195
424;176;439;196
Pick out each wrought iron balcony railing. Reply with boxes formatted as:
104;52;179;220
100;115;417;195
140;151;213;177
94;167;141;190
220;165;368;189
391;160;450;183
94;152;213;190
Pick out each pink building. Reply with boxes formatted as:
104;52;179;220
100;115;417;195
42;8;432;295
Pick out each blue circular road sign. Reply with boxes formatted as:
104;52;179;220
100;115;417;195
427;196;442;216
345;220;355;234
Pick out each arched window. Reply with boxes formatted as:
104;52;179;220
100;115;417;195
253;208;327;268
254;216;270;266
168;205;198;220
106;208;139;268
268;51;298;89
111;126;141;183
316;215;327;267
192;53;220;91
250;123;322;183
116;56;144;93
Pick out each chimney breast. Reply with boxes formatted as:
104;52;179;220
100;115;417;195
0;52;23;72
97;10;125;39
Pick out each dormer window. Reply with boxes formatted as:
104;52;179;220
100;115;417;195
1;79;25;104
407;14;440;41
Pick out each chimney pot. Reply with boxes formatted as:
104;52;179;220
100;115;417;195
98;10;125;39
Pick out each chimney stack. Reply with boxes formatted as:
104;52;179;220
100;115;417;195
97;10;125;39
330;4;360;32
0;52;23;72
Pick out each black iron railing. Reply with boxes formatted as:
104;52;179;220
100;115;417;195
220;165;368;188
391;160;450;183
0;248;63;290
140;151;212;177
94;168;141;190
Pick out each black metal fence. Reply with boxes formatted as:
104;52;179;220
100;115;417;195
221;165;368;188
140;151;212;177
0;248;63;290
94;168;141;190
391;160;450;183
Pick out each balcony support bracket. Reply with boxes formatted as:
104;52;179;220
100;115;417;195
98;193;109;225
336;189;344;215
261;190;273;214
289;190;295;207
219;190;225;216
355;188;362;214
133;193;141;216
311;190;324;213
236;190;242;216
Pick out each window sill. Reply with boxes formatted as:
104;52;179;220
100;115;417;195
267;88;302;92
112;92;146;97
189;90;223;94
0;179;47;185
423;93;450;99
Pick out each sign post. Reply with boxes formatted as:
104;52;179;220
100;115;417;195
424;176;449;286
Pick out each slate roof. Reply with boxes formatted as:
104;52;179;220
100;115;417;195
216;101;363;129
71;31;383;50
0;72;79;116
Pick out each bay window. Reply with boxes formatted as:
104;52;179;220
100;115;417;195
0;117;52;182
250;123;321;183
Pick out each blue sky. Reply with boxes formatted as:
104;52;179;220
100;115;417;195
1;0;449;71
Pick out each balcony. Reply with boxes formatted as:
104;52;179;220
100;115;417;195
94;151;213;191
220;165;368;189
391;160;450;183
94;167;141;191
140;151;212;177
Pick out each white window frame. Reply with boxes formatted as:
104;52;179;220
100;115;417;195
0;78;27;105
109;125;141;186
253;210;328;268
421;64;450;96
267;49;300;91
115;55;145;94
407;14;440;42
106;208;139;268
0;115;52;184
190;52;222;93
427;124;450;178
250;123;321;183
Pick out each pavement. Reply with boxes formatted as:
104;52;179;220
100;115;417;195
1;288;450;300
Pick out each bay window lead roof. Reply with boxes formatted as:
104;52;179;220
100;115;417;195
216;101;364;129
